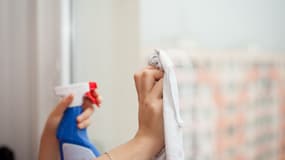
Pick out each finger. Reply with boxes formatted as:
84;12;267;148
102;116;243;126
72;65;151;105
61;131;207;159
141;69;163;96
84;90;102;106
146;65;157;70
145;66;164;80
96;95;102;106
83;97;93;108
78;119;91;129
92;90;99;99
151;78;163;98
55;94;73;114
77;106;94;122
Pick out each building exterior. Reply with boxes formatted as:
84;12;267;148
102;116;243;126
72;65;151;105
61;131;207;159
171;49;285;160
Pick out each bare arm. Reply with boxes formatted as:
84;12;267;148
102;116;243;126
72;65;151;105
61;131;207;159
97;67;164;160
39;66;164;160
97;135;160;160
38;96;72;160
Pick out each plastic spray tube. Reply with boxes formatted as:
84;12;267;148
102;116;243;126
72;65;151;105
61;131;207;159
55;82;101;160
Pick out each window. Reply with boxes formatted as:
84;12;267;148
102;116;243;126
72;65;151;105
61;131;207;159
71;0;285;159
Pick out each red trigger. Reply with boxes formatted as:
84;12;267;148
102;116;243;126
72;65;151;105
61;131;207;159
84;82;99;107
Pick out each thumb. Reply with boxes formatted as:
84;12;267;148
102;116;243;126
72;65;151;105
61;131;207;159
54;94;73;114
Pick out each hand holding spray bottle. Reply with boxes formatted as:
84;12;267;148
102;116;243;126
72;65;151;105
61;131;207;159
55;82;101;160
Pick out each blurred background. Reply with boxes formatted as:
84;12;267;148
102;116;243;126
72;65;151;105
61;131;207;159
0;0;285;159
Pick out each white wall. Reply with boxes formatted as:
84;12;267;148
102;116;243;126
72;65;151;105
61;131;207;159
0;0;63;159
0;0;37;159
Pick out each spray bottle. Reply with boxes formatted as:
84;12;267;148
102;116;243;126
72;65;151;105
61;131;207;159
55;82;101;160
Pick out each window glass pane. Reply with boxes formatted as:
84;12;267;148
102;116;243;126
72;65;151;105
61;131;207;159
72;0;285;158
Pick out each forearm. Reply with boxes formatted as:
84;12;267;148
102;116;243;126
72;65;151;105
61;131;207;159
96;68;165;160
38;127;60;160
96;135;161;160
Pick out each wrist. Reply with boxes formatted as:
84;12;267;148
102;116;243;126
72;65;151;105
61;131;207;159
134;133;164;157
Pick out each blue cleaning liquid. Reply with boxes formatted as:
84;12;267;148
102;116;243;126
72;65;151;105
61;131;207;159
57;106;101;160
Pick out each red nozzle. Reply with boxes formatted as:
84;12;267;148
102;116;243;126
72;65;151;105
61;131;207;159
89;82;97;90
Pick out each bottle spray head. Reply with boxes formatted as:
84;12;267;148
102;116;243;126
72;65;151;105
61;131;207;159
55;82;99;107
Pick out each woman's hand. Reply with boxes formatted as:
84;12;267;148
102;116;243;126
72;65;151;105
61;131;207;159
45;90;102;134
134;66;164;154
39;90;101;160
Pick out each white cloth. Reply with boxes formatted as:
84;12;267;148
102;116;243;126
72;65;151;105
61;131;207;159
148;49;185;160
